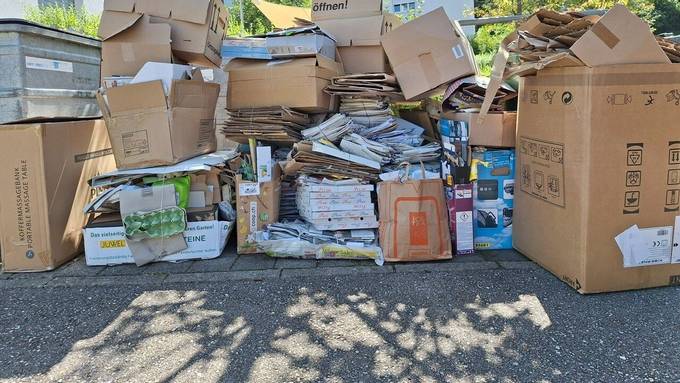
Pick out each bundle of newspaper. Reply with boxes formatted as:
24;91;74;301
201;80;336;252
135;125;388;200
301;113;357;143
339;97;392;128
222;107;310;143
339;133;393;165
256;221;384;265
296;176;378;231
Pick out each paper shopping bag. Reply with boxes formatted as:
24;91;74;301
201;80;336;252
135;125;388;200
377;178;453;262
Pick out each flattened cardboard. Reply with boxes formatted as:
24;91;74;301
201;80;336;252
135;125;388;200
226;55;342;112
97;79;220;169
442;112;516;148
570;5;670;67
236;166;281;254
311;0;382;21
381;7;477;100
0;119;115;272
514;64;680;293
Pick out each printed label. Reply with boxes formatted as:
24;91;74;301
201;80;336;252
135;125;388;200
25;56;73;73
672;216;680;264
455;211;474;253
519;137;565;207
616;225;673;268
239;182;260;196
665;141;680;213
409;212;429;246
452;44;464;59
249;202;258;234
74;148;113;163
122;130;150;157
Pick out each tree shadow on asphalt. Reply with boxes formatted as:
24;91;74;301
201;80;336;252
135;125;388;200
0;269;678;382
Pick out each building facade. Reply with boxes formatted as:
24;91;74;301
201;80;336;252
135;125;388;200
384;0;475;34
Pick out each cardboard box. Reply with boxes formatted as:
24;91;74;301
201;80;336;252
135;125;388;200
226;55;342;112
0;118;115;272
317;13;401;74
381;7;477;100
446;184;474;255
97;78;220;169
99;0;228;78
514;64;680;293
311;0;382;21
473;149;515;250
236;167;281;254
84;218;232;266
442;112;517;148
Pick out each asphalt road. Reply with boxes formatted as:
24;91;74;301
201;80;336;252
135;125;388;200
1;267;678;383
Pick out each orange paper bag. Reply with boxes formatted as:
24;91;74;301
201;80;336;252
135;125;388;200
378;177;453;262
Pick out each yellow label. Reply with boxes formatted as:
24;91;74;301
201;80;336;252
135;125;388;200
100;240;127;249
475;243;491;249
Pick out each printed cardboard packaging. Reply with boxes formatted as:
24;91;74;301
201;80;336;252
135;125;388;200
441;112;517;148
514;64;680;293
0;118;115;272
311;0;382;21
236;166;281;254
473;149;515;250
97;77;220;170
381;7;477;100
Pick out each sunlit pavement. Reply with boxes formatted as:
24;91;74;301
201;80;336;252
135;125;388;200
1;248;678;382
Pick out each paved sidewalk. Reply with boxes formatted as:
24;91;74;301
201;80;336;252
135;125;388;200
0;240;533;288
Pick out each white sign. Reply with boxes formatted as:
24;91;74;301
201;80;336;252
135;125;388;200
25;56;73;73
239;182;260;196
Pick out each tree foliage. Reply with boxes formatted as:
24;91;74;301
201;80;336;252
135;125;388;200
24;5;100;37
228;0;311;36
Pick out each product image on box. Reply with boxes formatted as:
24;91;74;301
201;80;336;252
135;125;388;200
472;149;515;250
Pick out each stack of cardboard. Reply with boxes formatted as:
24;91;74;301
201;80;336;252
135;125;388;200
296;177;378;230
222;107;311;143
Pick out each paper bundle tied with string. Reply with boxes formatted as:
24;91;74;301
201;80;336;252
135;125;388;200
119;184;188;266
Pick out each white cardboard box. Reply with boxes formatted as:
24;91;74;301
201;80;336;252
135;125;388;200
84;221;233;266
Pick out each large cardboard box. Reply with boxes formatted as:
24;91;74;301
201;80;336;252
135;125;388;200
0;118;115;272
99;0;228;78
442;112;517;148
236;167;281;255
317;13;401;74
311;0;382;21
97;78;220;170
381;7;476;100
514;64;680;293
226;55;342;112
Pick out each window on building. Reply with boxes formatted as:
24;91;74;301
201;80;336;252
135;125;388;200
39;0;75;7
393;1;416;14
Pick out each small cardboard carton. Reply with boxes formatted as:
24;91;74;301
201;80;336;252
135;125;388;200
514;64;680;293
84;215;232;266
226;55;342;112
0;118;115;272
99;0;228;78
236;166;282;254
381;7;477;100
311;0;382;21
317;13;401;74
441;112;517;148
97;77;220;170
446;184;474;256
472;149;515;250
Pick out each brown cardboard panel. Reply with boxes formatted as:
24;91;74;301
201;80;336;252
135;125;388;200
442;112;516;148
337;46;390;74
514;64;680;293
103;0;135;13
570;5;669;67
0;120;115;272
311;0;382;21
105;81;167;115
236;167;281;254
381;7;476;100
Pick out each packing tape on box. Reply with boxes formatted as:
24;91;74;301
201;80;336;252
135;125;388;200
590;22;620;49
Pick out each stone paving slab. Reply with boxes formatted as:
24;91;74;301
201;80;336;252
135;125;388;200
186;255;237;273
164;269;281;284
230;254;276;271
273;258;317;269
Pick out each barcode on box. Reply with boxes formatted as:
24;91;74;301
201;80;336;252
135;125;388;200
658;229;669;236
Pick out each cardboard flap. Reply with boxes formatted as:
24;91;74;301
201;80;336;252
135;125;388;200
103;0;136;12
570;4;670;66
169;80;220;108
227;57;318;80
98;10;143;40
136;0;172;18
316;54;341;73
253;0;311;29
105;81;168;115
316;15;387;46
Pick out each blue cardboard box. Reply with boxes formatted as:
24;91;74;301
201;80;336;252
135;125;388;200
472;149;515;250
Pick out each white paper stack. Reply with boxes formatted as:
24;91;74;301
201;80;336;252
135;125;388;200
296;178;378;231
